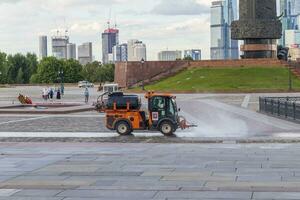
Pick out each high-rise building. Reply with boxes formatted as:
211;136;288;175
285;30;300;47
280;0;300;46
127;40;147;61
102;28;119;64
133;41;147;61
52;35;69;59
158;50;182;61
127;39;138;61
67;43;76;60
210;0;239;60
39;36;47;59
113;43;128;62
78;42;93;65
184;49;202;60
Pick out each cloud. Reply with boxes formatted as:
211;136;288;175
151;0;210;15
0;0;22;4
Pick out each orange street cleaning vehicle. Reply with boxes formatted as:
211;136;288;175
95;91;196;136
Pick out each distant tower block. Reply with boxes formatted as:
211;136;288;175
231;0;282;58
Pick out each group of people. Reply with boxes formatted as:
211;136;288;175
42;87;62;101
41;87;90;104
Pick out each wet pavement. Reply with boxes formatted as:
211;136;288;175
0;142;299;199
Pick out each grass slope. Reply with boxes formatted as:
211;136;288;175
145;67;300;93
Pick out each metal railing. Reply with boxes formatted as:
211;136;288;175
259;97;300;122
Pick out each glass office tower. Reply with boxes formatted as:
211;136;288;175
210;0;239;60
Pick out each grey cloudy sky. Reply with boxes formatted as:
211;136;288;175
0;0;213;61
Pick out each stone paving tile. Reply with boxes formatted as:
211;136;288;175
2;142;300;199
0;189;20;196
253;192;300;199
13;189;62;197
154;191;252;199
237;175;282;182
63;198;165;200
57;190;157;198
0;198;63;200
61;171;143;176
77;185;180;191
0;117;107;132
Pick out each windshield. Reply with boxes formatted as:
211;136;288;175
167;98;177;116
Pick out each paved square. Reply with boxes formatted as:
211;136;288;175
0;142;299;199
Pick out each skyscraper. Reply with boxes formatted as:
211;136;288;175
52;35;69;60
280;0;300;46
127;39;138;61
158;50;182;61
67;43;76;60
102;28;119;64
39;36;47;59
113;43;128;62
127;40;147;61
184;49;202;60
210;0;239;60
78;42;93;65
133;41;147;61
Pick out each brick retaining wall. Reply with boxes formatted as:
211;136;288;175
115;59;286;88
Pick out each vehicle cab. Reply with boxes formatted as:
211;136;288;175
145;91;179;135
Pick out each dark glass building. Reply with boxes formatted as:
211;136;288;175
102;28;119;64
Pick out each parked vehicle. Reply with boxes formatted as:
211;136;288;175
103;83;119;93
78;81;94;88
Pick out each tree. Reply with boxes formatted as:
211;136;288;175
7;54;29;83
63;59;83;83
16;68;24;84
183;56;193;61
0;52;8;84
34;57;64;83
81;61;102;82
26;53;38;77
101;64;115;82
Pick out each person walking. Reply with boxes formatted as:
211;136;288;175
84;87;89;104
56;88;61;100
42;88;48;101
49;88;54;100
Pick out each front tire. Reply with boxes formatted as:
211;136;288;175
115;121;132;136
159;121;175;136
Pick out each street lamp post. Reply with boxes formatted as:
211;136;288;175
288;55;292;91
141;59;145;91
0;71;2;84
58;70;64;95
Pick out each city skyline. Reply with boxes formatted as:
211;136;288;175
0;0;295;62
0;0;212;61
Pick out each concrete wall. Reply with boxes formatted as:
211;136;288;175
115;59;286;88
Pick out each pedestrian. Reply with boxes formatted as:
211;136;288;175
42;88;48;101
49;88;54;100
84;87;89;103
56;88;61;100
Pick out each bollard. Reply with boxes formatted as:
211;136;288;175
293;102;296;120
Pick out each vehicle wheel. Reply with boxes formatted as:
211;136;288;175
159;121;175;136
116;121;132;135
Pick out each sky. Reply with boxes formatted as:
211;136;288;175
0;0;213;61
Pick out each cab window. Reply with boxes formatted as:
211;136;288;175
167;98;175;115
151;97;166;110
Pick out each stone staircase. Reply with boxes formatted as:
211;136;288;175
286;62;300;79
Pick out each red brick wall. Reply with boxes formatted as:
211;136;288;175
115;59;286;88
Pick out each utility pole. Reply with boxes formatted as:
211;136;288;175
288;55;292;91
141;59;145;91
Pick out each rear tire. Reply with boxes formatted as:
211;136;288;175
116;121;132;136
159;121;175;136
